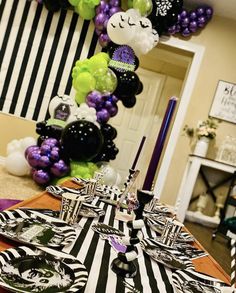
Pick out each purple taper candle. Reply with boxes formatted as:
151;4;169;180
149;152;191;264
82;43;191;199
143;96;178;190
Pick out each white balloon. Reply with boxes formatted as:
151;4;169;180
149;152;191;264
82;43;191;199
48;94;77;122
107;12;136;45
20;137;37;152
7;139;21;155
5;152;30;176
137;17;152;33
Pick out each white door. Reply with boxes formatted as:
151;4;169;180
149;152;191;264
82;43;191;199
110;67;165;185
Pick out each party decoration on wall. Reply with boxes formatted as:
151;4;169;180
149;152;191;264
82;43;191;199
5;137;37;177
25;138;70;185
167;5;214;37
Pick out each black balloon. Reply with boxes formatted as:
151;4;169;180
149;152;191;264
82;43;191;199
136;81;143;95
36;121;63;145
61;120;104;161
114;71;140;98
43;0;71;11
121;96;136;108
92;123;119;162
101;124;117;140
148;0;183;35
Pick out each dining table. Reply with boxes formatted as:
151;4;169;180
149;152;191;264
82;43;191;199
0;180;230;293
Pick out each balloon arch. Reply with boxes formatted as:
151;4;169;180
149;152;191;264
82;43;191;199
23;0;213;185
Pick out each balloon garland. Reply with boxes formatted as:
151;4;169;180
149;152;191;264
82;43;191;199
27;1;213;185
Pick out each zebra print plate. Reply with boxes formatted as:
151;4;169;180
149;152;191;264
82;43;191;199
172;269;230;293
79;203;105;218
0;209;76;248
0;246;88;293
140;238;194;270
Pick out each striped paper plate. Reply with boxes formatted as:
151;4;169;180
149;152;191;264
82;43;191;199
172;269;230;293
0;209;76;248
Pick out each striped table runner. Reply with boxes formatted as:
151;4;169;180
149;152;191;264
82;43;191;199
62;197;174;293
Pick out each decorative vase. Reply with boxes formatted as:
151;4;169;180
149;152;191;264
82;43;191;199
193;137;210;157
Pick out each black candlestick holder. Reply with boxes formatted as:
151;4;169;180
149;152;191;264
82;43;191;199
111;189;154;278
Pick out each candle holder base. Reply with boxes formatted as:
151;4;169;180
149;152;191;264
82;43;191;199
111;258;137;278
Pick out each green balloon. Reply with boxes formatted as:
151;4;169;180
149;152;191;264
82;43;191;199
75;72;96;93
69;0;80;6
88;55;107;73
77;2;95;20
94;68;117;93
133;0;153;16
75;91;86;104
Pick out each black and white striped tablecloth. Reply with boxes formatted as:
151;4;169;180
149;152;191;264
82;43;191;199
62;197;174;293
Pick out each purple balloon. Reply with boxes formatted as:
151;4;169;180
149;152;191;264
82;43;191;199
181;27;191;37
99;33;110;48
109;0;121;7
180;9;188;19
108;105;118;117
189;20;198;32
181;17;190;28
196;7;205;16
95;13;108;31
168;25;176;35
50;150;60;161
33;169;50;185
104;100;113;110
86;91;103;106
42;138;58;148
40;144;51;155
95;28;102;36
27;150;41;167
205;7;213;19
110;94;118;103
189;10;197;20
109;6;122;16
25;145;39;159
38;155;51;168
97;108;110;123
197;16;206;27
50;160;69;177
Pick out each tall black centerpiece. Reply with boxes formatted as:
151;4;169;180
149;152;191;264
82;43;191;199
111;189;154;278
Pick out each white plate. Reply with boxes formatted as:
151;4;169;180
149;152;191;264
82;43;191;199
0;246;88;293
172;269;230;293
0;209;76;248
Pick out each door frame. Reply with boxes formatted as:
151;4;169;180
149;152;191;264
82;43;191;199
152;37;205;199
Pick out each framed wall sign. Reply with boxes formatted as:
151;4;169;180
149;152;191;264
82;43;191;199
209;80;236;124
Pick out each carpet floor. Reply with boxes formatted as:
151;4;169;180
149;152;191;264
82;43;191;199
0;165;43;201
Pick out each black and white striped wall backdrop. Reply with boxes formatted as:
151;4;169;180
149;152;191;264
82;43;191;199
0;0;101;122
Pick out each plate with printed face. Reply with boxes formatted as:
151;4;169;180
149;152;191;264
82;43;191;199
0;209;76;248
0;246;88;293
172;269;230;293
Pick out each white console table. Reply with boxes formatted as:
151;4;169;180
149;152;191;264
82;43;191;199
176;155;236;222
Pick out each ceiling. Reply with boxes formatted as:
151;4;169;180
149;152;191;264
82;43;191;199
184;0;236;21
